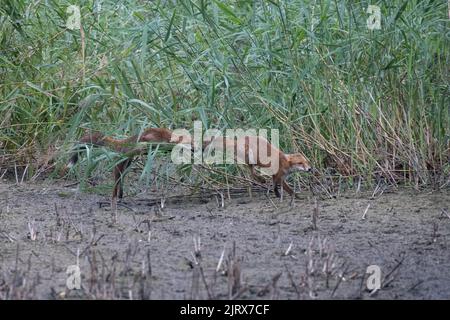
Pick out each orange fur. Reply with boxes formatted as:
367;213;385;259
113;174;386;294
65;128;311;203
204;135;311;197
64;128;188;204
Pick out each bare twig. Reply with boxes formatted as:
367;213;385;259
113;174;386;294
361;203;371;220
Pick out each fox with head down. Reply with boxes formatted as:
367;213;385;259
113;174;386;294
202;134;312;198
64;128;312;206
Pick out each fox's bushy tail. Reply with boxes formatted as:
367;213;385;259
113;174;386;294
61;132;107;175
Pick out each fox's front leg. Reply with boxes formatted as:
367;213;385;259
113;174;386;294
273;173;299;199
281;180;294;195
249;165;266;184
282;180;303;199
273;173;282;198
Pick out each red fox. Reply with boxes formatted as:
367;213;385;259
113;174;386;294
64;128;188;204
65;128;311;204
203;135;312;197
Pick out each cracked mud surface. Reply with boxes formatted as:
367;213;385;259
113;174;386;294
0;181;449;299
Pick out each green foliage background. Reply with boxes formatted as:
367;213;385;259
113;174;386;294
1;0;449;186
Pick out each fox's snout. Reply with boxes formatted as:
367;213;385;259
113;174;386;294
286;153;312;173
296;164;312;172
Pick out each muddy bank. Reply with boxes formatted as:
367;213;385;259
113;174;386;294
0;181;449;299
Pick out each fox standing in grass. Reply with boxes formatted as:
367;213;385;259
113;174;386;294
65;127;311;205
202;134;312;198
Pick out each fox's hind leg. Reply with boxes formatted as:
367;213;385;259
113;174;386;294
112;157;134;203
118;158;134;199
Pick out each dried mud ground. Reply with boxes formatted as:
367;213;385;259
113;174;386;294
0;180;449;300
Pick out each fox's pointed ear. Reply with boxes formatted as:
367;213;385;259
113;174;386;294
285;154;292;162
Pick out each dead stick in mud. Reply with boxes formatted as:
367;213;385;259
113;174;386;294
31;162;55;182
198;264;213;300
14;163;19;184
441;208;450;220
231;286;248;300
361;203;371;220
0;230;16;242
284;263;300;299
53;203;62;227
440;176;450;189
20;164;28;184
358;267;367;298
312;198;319;230
225;173;231;200
432;222;439;243
408;280;425;292
356;175;362;193
98;201;136;212
63;181;79;187
216;247;226;273
283;242;294;256
190;265;200;299
371;180;386;199
62;244;78;257
190;236;213;299
79;234;106;257
382;254;406;288
331;263;349;297
5;191;10;214
257;272;282;297
12;243;20;295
